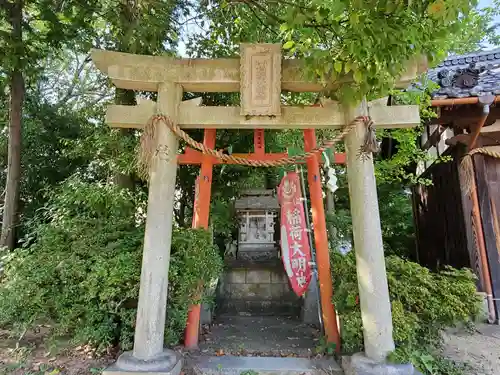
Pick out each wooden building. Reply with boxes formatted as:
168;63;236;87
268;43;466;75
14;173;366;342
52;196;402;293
412;49;500;322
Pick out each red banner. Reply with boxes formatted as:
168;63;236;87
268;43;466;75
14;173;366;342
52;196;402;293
277;172;312;297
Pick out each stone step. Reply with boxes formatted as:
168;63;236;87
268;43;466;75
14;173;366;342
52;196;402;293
185;355;343;375
217;299;301;317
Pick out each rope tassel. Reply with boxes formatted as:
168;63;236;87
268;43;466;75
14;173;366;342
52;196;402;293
359;118;380;158
137;117;159;180
460;154;475;196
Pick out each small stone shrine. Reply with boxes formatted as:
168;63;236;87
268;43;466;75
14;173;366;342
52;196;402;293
234;189;279;261
217;189;302;317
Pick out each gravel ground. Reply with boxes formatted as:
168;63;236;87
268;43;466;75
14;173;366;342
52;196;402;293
441;323;500;375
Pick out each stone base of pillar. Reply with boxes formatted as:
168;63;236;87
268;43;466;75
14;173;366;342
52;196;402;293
103;350;182;375
342;353;423;375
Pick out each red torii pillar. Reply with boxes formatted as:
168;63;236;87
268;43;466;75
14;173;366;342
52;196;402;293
184;129;216;349
304;129;341;351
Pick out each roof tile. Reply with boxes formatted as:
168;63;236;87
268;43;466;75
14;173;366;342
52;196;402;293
428;49;500;98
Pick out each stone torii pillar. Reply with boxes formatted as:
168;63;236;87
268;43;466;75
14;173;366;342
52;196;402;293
109;82;183;375
346;101;394;360
342;101;418;374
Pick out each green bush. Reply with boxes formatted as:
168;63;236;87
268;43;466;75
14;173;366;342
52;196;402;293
389;347;469;375
0;178;223;351
331;251;480;374
166;226;223;345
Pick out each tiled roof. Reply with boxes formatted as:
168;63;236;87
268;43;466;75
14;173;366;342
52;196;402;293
427;49;500;99
235;189;279;210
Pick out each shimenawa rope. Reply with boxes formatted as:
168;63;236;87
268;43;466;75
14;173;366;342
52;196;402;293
138;114;378;179
461;147;500;194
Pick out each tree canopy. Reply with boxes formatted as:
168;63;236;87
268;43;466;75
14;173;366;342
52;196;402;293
186;0;499;102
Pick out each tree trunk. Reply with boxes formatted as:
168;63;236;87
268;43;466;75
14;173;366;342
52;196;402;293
111;0;137;190
112;88;136;189
1;0;24;250
177;191;187;228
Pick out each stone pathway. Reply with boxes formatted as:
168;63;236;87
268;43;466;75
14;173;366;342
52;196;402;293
185;355;343;375
198;315;322;358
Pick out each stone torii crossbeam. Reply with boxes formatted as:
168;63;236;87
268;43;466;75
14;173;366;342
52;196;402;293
91;43;424;375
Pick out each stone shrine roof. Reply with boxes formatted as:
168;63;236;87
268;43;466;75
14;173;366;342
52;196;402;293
426;49;500;99
235;189;279;211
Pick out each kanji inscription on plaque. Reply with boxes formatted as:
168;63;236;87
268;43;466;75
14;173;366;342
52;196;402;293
240;43;281;117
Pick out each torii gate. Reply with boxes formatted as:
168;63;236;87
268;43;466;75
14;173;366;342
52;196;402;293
181;125;347;350
91;44;423;374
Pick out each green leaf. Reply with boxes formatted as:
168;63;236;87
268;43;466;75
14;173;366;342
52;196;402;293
350;13;359;25
353;70;363;83
283;40;295;50
344;61;353;74
334;61;343;73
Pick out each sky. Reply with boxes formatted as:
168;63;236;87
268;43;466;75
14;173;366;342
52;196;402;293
479;0;499;49
480;0;496;14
